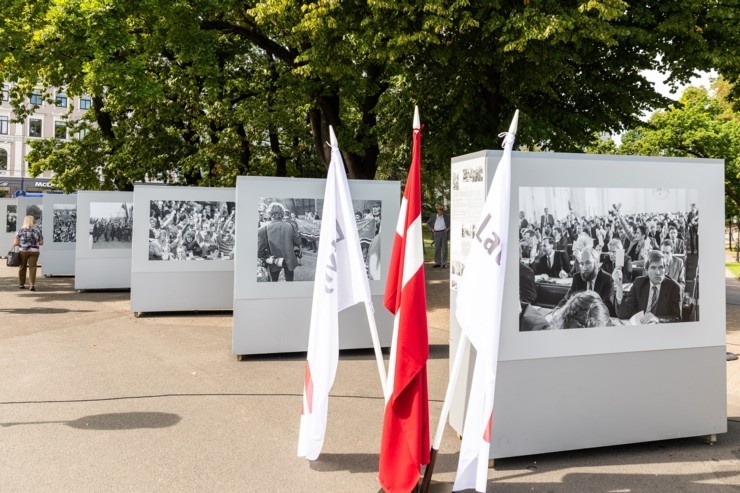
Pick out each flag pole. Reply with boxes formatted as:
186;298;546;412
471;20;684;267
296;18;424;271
365;303;389;402
420;110;519;493
328;128;389;401
419;333;469;493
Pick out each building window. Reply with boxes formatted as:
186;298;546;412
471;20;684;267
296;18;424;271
30;92;43;105
0;149;7;172
29;118;42;137
78;127;89;139
55;121;67;139
56;94;68;108
0;116;8;135
80;96;92;110
1;86;8;102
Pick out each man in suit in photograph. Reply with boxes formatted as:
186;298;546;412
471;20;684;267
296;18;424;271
660;239;686;296
519;261;538;305
601;238;632;281
614;250;682;323
667;226;686;255
540;207;555;230
556;246;616;317
519;211;529;237
533;237;569;278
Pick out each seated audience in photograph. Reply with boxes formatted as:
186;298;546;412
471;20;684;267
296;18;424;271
519;301;552;331
552;227;568;253
624;224;651;263
533;237;569;279
570;230;595;275
556;246;616;317
519;229;539;265
601;238;633;282
519;261;538;305
660;239;686;296
666;226;686;254
614;250;682;323
687;203;699;254
549;291;614;330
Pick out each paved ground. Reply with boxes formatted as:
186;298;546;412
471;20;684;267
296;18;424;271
0;259;738;492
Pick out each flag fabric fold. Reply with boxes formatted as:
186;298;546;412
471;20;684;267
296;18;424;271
453;112;518;492
379;109;430;492
297;127;373;461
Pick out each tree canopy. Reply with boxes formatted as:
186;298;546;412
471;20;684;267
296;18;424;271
591;79;740;217
1;0;738;194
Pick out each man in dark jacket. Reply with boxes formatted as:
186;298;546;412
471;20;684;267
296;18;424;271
556;247;616;317
614;250;682;323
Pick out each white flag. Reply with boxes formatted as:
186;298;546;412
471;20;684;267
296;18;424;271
453;111;518;492
297;126;373;460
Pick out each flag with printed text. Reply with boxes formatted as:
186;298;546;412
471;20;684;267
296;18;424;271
453;111;518;492
297;127;373;460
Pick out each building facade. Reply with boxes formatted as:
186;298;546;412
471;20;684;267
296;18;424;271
0;82;90;197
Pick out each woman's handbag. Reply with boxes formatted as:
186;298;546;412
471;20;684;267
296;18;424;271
6;246;21;267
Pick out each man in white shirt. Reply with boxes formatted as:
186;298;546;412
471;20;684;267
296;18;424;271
426;204;450;268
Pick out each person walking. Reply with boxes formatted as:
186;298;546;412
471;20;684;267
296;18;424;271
14;215;44;291
427;204;450;268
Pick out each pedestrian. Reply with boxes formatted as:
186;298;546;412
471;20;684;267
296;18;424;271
426;204;450;268
13;215;44;291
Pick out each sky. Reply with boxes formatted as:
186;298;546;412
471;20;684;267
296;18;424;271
610;70;717;144
643;69;717;101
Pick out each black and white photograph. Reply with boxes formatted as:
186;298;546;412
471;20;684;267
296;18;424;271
148;199;236;261
517;186;699;331
462;166;484;183
6;204;16;233
53;204;76;243
256;197;382;282
26;204;42;228
89;202;133;249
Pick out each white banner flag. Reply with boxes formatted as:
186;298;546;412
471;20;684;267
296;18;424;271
453;111;518;492
297;126;373;461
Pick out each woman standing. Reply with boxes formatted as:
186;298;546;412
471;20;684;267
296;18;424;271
13;215;44;291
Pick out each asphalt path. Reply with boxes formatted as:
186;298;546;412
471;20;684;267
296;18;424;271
0;261;738;492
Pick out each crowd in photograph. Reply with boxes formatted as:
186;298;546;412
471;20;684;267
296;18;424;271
91;217;133;244
53;208;77;243
6;206;16;233
148;200;236;261
518;203;699;330
256;199;381;282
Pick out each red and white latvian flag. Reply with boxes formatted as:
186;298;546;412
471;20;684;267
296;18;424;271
453;110;518;492
378;106;430;492
297;126;373;460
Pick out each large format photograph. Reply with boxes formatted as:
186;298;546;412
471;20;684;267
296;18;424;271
257;197;382;282
89;202;133;249
6;204;16;233
26;204;42;228
518;187;699;331
148;200;236;261
53;204;77;243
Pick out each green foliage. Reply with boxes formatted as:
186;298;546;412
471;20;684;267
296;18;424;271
591;79;740;218
0;0;737;194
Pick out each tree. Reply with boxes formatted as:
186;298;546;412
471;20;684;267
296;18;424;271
592;79;740;217
1;0;737;192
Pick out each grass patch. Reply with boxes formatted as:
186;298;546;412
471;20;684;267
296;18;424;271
727;262;740;279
